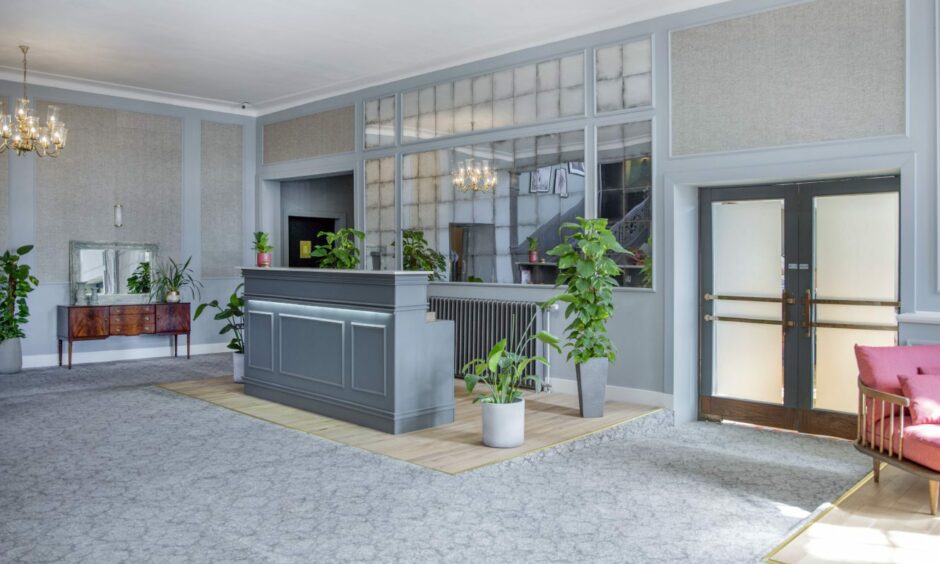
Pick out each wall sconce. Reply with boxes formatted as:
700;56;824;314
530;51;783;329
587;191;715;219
114;204;123;227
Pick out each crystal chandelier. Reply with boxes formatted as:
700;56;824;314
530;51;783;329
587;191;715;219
451;159;497;192
0;46;68;157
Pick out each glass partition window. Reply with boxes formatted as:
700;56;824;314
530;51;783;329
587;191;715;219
597;120;652;287
402;130;584;284
595;37;652;113
364;96;396;148
365;157;397;269
401;54;584;143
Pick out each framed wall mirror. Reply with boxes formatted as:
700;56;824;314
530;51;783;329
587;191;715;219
69;241;158;305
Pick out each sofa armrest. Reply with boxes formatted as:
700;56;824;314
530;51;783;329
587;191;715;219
858;378;909;460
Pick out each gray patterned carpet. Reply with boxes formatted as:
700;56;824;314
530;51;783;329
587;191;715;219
1;354;869;563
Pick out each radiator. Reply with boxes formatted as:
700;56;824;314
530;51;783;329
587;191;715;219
428;297;552;390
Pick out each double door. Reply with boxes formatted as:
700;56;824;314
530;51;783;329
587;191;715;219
699;177;899;438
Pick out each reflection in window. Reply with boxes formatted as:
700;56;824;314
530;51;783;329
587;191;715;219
595;37;652;113
401;130;585;284
597;120;652;287
401;54;584;143
365;157;396;269
364;96;396;148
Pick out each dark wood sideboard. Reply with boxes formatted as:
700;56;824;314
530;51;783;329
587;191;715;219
56;303;191;369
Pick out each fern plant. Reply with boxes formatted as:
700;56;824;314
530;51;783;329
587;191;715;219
311;228;364;269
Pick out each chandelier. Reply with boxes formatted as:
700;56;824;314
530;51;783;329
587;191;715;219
0;46;68;157
452;159;497;192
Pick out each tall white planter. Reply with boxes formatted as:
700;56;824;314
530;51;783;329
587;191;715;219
0;338;22;374
482;399;525;448
232;352;245;383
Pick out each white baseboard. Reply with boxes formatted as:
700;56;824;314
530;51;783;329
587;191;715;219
549;378;673;409
23;342;231;369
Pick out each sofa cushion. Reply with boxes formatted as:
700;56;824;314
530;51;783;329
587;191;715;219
902;424;940;473
855;344;940;395
899;374;940;425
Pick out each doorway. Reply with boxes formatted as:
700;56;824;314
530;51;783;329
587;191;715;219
699;176;899;439
287;216;335;267
279;173;354;267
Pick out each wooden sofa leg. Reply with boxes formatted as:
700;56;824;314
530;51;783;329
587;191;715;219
872;459;880;483
930;481;938;516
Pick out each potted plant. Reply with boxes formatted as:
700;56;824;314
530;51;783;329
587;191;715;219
401;230;446;280
0;245;39;374
253;231;273;267
527;236;539;263
194;284;245;382
462;319;559;448
546;217;630;417
151;257;202;304
126;261;151;294
311;228;364;269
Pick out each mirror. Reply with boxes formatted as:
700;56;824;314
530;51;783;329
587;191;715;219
69;241;157;305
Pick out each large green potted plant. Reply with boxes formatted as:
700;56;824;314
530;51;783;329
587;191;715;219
545;217;629;417
151;257;202;304
401;230;446;280
463;318;559;448
194;284;245;382
0;245;39;374
311;228;364;269
253;231;273;267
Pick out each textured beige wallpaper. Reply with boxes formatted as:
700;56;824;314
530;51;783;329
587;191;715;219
263;106;355;164
671;0;905;155
201;121;244;277
35;103;182;283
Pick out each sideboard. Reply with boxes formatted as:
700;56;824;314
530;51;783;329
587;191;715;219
56;303;191;369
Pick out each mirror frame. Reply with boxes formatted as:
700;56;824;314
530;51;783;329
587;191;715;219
69;240;158;305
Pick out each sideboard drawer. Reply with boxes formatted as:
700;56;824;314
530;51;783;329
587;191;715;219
110;305;154;316
110;322;156;336
109;314;154;325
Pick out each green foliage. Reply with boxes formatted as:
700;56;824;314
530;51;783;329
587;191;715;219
252;231;273;254
467;276;484;283
126;261;151;294
527;236;538;253
544;217;630;364
0;245;39;342
194;283;245;353
401;230;447;281
462;316;560;404
311;228;364;269
640;236;653;289
150;256;203;303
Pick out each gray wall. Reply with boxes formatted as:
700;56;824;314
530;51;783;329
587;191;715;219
278;173;355;264
1;81;257;365
253;0;937;424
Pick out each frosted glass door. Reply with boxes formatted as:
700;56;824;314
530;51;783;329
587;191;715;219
811;193;899;413
710;199;786;404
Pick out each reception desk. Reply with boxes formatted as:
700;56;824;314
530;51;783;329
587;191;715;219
241;267;455;434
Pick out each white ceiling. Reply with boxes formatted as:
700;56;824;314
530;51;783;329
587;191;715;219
0;0;728;116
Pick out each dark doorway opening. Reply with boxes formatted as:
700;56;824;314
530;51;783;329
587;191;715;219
288;216;336;267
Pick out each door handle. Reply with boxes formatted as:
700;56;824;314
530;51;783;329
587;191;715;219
803;289;812;337
782;291;795;333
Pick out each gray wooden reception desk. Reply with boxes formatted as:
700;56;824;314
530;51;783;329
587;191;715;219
241;267;455;434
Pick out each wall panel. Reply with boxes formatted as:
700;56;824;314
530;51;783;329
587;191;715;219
671;0;905;155
201;121;244;277
263;106;354;163
35;103;182;284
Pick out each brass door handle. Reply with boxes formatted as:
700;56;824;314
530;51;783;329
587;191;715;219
782;291;795;332
803;289;812;337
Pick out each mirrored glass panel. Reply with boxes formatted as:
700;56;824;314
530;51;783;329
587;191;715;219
597;120;652;287
402;130;585;284
69;241;157;304
364;95;396;148
401;54;584;143
595;37;652;113
364;157;397;270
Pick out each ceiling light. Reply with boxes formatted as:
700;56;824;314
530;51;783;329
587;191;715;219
0;46;68;158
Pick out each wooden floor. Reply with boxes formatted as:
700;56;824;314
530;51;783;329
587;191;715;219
768;464;940;563
160;377;659;474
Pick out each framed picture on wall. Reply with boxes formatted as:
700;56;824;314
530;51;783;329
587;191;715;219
554;168;568;198
529;167;552;193
568;162;585;176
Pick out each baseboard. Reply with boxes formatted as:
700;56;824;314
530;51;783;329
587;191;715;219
22;342;231;369
549;378;673;409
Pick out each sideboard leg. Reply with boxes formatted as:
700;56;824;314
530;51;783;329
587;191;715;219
186;332;191;359
68;340;73;370
174;334;179;357
58;339;63;367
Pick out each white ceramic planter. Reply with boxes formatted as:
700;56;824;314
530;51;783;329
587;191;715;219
0;338;22;374
165;291;181;303
233;352;245;383
482;398;525;448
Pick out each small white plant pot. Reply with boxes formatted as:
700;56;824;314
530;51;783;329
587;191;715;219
165;291;181;304
232;352;245;383
482;398;525;448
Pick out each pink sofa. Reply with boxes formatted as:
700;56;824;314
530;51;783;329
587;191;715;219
855;344;940;515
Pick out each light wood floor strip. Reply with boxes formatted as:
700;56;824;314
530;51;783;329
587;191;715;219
160;377;659;474
766;463;940;563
